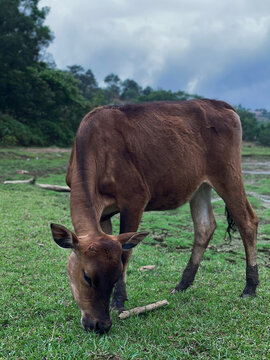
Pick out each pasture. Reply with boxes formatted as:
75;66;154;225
0;145;270;359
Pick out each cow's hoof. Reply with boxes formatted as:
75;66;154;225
241;285;256;298
111;299;126;313
241;293;252;299
240;291;256;298
241;293;256;299
171;287;188;294
171;282;190;294
111;306;125;313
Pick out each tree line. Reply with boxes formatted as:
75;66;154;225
0;0;269;147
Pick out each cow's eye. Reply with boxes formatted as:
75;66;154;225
83;271;92;286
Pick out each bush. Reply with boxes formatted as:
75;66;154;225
236;107;260;142
258;123;270;146
39;120;75;147
0;113;35;145
0;113;78;147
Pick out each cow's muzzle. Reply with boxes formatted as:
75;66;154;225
81;316;112;334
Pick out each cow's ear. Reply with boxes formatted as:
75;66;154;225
117;232;149;251
50;223;78;249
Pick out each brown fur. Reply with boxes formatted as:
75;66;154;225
51;99;258;333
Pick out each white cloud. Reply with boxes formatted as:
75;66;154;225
40;0;270;108
187;77;201;93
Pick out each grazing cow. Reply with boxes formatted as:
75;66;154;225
51;99;259;334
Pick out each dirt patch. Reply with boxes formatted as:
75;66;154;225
0;151;34;160
247;192;270;207
29;166;68;178
19;147;71;153
242;158;270;175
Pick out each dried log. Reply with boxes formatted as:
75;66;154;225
118;300;169;319
35;183;70;192
4;177;36;185
17;170;30;174
3;177;70;192
139;265;155;271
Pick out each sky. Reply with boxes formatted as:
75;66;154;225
40;0;270;110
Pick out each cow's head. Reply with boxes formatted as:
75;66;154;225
50;223;148;334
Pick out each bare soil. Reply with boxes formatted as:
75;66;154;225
19;147;71;153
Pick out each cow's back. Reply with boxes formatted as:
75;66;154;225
68;99;241;210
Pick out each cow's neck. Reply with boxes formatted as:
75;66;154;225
69;178;102;237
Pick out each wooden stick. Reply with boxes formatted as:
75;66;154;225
3;177;70;192
118;300;169;319
35;183;70;192
17;170;30;174
139;265;155;271
4;177;36;185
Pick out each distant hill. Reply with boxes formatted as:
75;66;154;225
251;110;270;123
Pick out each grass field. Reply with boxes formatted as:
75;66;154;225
0;145;270;359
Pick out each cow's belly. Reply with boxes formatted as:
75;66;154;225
101;185;196;219
101;172;205;218
145;179;202;211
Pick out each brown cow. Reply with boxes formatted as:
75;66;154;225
51;99;259;334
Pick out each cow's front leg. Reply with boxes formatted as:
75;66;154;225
111;205;145;312
111;250;132;312
101;217;128;311
100;217;128;311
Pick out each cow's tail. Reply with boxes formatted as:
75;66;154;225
225;206;237;241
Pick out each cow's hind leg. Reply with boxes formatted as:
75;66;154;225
214;179;259;297
172;183;216;293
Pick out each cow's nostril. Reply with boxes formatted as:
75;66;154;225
81;317;96;332
96;319;112;334
81;316;112;333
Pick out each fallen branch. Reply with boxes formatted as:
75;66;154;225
4;177;36;185
17;170;30;175
35;183;70;192
118;300;169;319
139;265;155;271
3;177;70;192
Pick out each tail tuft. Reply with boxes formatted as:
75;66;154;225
225;206;237;241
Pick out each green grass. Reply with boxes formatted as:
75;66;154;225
0;146;270;359
0;148;70;183
242;142;270;157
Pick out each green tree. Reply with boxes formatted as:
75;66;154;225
236;106;260;142
121;78;142;102
0;113;32;145
142;86;153;96
0;0;53;114
68;65;98;101
1;0;268;148
258;123;270;146
0;0;91;146
138;89;201;103
0;0;52;71
104;73;121;103
0;65;90;146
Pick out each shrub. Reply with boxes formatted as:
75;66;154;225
0;113;35;145
258;123;270;146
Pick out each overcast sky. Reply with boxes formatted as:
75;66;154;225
40;0;270;110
